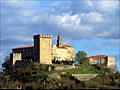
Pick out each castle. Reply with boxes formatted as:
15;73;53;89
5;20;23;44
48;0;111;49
10;33;115;70
10;33;75;65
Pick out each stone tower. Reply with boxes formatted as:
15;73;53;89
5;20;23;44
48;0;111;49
34;34;52;64
57;32;62;46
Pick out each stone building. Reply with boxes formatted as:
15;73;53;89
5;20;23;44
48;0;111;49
10;33;75;65
52;33;75;64
34;34;52;64
11;46;34;65
88;55;115;70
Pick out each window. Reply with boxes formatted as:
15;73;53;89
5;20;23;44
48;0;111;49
22;49;24;52
101;59;105;64
19;49;21;52
26;49;28;52
29;49;32;52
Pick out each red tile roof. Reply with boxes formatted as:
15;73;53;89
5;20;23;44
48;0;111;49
62;44;73;47
88;55;108;59
57;45;67;49
57;44;73;49
14;46;34;49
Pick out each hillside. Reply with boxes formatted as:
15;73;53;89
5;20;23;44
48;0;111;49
0;64;120;89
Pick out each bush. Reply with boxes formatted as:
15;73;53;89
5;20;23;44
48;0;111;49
22;74;48;83
37;64;49;72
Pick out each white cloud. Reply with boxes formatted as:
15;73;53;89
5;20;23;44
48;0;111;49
1;0;119;41
20;10;34;17
0;0;119;71
80;12;105;24
84;0;94;7
96;31;109;37
56;14;81;27
47;13;92;37
97;0;119;12
47;14;81;27
49;1;71;14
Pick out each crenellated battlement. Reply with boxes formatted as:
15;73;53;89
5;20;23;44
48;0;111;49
34;33;52;64
40;34;52;38
11;33;75;65
34;34;52;38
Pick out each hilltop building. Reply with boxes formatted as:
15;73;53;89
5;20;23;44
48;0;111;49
34;34;52;64
88;55;115;70
11;46;34;65
10;33;75;65
52;33;75;64
10;33;115;70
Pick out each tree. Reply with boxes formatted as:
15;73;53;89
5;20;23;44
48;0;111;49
2;56;12;70
76;50;87;64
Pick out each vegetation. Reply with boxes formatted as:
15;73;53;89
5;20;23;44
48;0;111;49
76;50;87;64
64;64;100;74
2;56;12;70
0;63;120;89
0;55;120;89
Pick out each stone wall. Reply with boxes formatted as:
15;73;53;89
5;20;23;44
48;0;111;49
34;34;52;64
40;34;52;64
54;65;78;71
72;74;98;81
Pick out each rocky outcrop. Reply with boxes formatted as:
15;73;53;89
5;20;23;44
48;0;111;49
48;73;61;79
72;74;98;81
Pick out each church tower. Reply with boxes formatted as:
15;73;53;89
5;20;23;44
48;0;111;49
57;32;62;46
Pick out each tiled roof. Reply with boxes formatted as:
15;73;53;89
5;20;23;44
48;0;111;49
57;45;67;49
88;55;108;59
62;44;73;47
14;46;34;49
57;44;73;49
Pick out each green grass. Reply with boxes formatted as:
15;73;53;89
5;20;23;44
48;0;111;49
47;64;64;67
46;64;101;74
63;64;101;74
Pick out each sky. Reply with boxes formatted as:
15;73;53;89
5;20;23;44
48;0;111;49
0;0;120;71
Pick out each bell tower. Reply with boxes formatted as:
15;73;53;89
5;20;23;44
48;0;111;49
57;32;62;46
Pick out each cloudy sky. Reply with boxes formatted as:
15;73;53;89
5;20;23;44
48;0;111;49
0;0;120;71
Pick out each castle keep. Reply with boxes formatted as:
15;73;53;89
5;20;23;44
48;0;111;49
34;34;52;64
11;33;75;65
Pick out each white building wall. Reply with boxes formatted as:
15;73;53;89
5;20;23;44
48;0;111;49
12;53;22;65
52;45;75;61
107;56;115;69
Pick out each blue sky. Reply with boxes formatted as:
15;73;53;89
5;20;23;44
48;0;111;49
0;0;120;71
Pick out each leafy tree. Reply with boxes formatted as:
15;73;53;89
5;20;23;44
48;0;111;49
76;51;87;64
